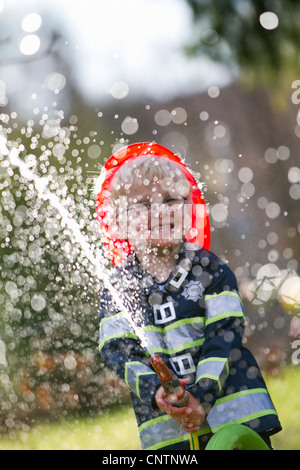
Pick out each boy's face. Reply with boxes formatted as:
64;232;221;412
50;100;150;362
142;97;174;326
117;177;192;251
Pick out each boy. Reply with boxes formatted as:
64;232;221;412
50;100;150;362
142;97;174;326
96;142;281;450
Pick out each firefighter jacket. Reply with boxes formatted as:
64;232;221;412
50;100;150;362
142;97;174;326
99;242;281;450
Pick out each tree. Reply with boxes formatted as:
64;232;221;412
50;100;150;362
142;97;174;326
185;0;300;97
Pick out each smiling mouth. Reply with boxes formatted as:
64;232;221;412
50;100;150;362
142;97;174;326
158;225;173;231
152;223;175;232
150;223;180;239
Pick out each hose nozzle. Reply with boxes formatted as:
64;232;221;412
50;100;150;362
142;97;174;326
150;354;188;407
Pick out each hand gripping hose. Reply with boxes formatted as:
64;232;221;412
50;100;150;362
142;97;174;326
150;354;199;450
150;355;271;450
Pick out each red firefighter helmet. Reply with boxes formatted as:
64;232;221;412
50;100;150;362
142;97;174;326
95;142;210;265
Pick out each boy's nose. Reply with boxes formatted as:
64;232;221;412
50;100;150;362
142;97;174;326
152;203;171;217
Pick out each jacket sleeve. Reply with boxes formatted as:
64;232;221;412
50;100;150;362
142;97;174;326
188;259;246;413
99;288;160;407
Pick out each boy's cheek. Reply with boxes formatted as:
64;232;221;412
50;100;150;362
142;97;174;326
127;219;150;241
115;209;190;243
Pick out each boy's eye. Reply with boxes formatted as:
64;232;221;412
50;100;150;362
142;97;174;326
165;197;185;205
128;202;151;212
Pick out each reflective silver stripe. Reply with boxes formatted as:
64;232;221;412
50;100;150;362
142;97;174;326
138;415;210;450
125;361;156;400
144;318;205;355
99;313;136;350
195;357;229;392
207;388;278;432
139;388;278;449
205;291;245;325
100;314;205;355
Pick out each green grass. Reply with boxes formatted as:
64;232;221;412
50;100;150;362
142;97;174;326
0;366;298;450
0;407;142;450
265;366;300;450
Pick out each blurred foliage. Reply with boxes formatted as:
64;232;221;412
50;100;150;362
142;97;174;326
0;366;298;449
185;0;300;102
0;119;129;428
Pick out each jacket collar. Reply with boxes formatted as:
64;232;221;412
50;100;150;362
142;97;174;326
116;241;202;295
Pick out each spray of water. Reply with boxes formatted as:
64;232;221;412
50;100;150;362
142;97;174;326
4;137;155;360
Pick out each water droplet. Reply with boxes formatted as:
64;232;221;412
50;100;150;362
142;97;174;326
207;86;220;98
288;167;300;184
63;354;77;370
31;293;46;312
201;28;219;45
21;13;42;33
211;203;228;223
265;201;280;219
259;11;279;30
154;109;171;126
199;111;209;121
170;107;187;124
289;184;300;200
238;167;253;183
110;81;129;100
45;73;66;93
121;116;139;135
19;34;40;55
87;144;101;160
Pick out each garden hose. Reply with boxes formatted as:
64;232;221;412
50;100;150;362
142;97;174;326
149;356;270;451
188;431;200;450
150;354;199;450
205;423;270;450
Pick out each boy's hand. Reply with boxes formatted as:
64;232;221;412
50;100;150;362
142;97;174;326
155;379;206;432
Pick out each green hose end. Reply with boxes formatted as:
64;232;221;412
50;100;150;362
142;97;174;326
205;424;271;450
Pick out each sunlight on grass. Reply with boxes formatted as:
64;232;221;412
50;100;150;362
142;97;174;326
265;366;300;450
0;406;141;450
0;367;298;450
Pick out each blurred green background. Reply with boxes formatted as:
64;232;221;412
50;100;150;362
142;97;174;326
0;367;298;450
0;0;299;450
